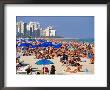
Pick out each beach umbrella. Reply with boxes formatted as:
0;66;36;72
18;43;29;47
38;43;46;47
37;39;47;42
52;43;62;48
18;43;33;47
47;42;53;46
35;59;54;65
88;53;93;59
28;43;33;47
38;42;49;47
30;45;38;48
35;59;54;75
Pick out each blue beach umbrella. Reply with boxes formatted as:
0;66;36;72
35;59;54;65
47;42;53;46
88;53;93;59
28;43;33;47
52;43;62;48
37;39;47;42
18;43;29;47
38;42;48;47
30;45;38;48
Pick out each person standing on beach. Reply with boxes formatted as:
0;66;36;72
50;65;56;74
42;66;49;74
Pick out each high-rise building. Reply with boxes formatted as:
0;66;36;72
16;21;24;38
27;21;40;38
24;23;27;37
16;21;56;38
36;29;41;37
50;30;56;36
27;22;40;30
40;28;44;37
30;27;33;37
42;26;56;37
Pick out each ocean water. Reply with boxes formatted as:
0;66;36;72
76;38;94;43
17;38;94;43
61;38;94;43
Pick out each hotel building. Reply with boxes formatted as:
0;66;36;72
16;21;56;38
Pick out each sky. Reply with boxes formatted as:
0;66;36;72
16;16;94;39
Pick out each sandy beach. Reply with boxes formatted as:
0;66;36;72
21;55;94;75
16;38;94;75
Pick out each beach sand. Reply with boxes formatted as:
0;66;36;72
21;56;94;75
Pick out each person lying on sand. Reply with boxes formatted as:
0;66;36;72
64;64;83;73
64;66;78;73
